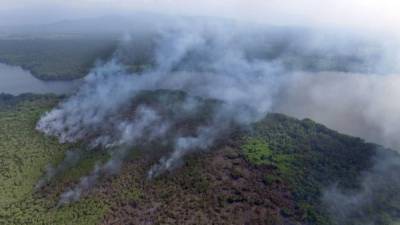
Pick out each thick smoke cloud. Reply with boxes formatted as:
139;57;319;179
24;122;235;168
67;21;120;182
36;19;400;208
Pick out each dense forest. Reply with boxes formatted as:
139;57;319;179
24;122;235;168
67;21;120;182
0;1;399;224
0;39;116;80
0;94;398;225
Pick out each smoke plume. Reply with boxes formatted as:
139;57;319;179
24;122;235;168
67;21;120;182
35;150;81;189
36;19;400;206
323;149;400;225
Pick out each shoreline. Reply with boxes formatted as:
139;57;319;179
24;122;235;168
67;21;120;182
0;59;85;81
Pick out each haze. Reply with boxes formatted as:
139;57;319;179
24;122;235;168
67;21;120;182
1;0;400;35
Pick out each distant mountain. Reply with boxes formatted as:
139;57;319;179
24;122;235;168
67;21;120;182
0;13;174;39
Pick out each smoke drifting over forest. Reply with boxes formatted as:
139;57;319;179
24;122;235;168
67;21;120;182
323;148;400;225
38;20;400;146
33;15;400;225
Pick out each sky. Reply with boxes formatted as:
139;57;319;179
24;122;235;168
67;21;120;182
0;0;399;34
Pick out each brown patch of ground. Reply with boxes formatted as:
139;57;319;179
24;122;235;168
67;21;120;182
98;145;303;225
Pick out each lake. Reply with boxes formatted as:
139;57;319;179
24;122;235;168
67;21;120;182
0;63;81;95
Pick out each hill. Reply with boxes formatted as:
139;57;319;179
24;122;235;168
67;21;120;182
0;94;399;225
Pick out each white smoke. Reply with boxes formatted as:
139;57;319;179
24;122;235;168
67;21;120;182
36;21;284;203
35;150;81;189
274;72;400;150
36;19;400;205
58;164;101;205
323;149;400;225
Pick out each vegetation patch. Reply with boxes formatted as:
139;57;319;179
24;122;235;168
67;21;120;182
242;137;273;165
242;113;382;224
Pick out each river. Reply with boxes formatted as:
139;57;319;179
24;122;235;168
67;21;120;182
0;63;81;95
